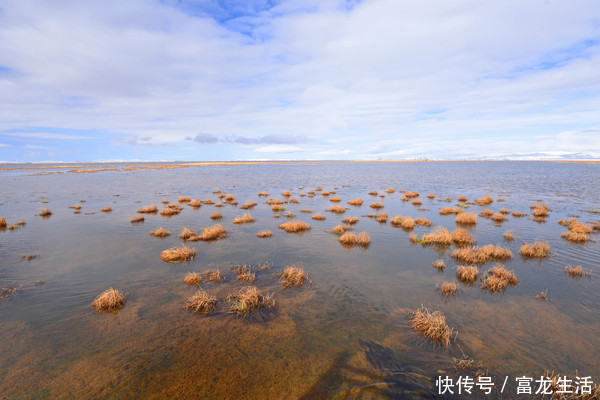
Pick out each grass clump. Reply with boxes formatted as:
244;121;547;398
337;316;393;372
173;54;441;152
455;212;477;225
415;217;432;226
432;260;446;270
342;216;359;225
226;286;275;317
437;282;457;296
391;215;415;230
130;215;144;223
188;199;202;208
375;212;388;223
0;217;6;228
202;268;224;283
531;203;549;217
210;212;222;220
439;207;462;215
512;211;525;217
456;265;478;284
329;196;341;202
178;196;191;203
480;264;518;292
330;225;352;235
101;207;112;212
160;207;180;216
150;227;171;238
280;266;310;288
326;205;346;214
410;307;453;347
339;231;370;248
271;204;286;212
411;199;422;206
257;230;272;238
40;208;52;216
561;231;590;243
421;227;452;246
300;208;313;213
451;245;513;264
491;213;507;223
368;190;378;196
21;254;40;261
203;198;215;205
183;290;217;314
240;200;257;209
479;209;494;218
160;245;196;262
564;265;591;278
179;227;197;240
451;228;474;246
138;205;158;213
278;221;311;233
233;214;255;224
520;242;550;258
348;198;363;206
192;224;227;241
369;201;384;209
184;272;202;285
503;231;514;241
91;288;126;312
312;213;326;221
475;195;493;206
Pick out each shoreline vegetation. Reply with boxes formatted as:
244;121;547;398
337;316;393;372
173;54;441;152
2;159;599;173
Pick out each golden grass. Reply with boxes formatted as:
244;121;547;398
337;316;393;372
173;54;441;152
203;198;215;205
475;195;493;206
564;265;591;278
300;208;312;213
160;245;196;262
288;197;299;203
565;218;593;233
479;209;494;218
491;213;507;222
0;217;6;228
456;265;478;284
415;217;432;226
16;220;26;226
188;199;202;207
191;224;227;241
178;196;191;203
256;230;273;238
451;228;474;246
368;190;378;196
386;188;395;193
68;204;82;210
224;194;236;202
130;215;144;223
391;215;414;229
321;191;330;196
271;204;286;212
150;227;171;237
210;212;222;220
162;199;169;204
426;193;435;199
339;231;370;248
531;203;549;217
499;208;510;214
326;205;346;214
411;199;422;206
184;272;202;285
183;290;217;314
342;216;359;225
432;259;446;270
503;231;514;241
455;212;477;225
137;205;158;213
520;241;550;258
282;190;291;197
203;268;224;283
91;288;126;312
280;266;310;288
330;225;352;235
536;290;548;300
101;207;112;213
278;221;311;233
437;281;457;296
421;226;452;246
233;214;255;224
458;195;467;202
410;307;453;347
375;212;388;223
240;200;257;209
369;201;384;209
257;191;269;197
179;228;197;240
284;211;296;218
160;207;180;216
511;211;525;217
40;208;52;216
235;265;256;283
226;286;275;317
347;198;363;206
451;244;513;264
329;196;341;202
21;254;40;261
439;207;462;215
480;264;518;292
561;230;590;243
312;213;326;221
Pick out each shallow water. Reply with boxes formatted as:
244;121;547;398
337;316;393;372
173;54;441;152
1;161;599;399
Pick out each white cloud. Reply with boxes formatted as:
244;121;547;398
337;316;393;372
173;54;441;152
254;145;306;153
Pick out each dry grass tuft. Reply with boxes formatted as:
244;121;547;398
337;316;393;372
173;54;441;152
234;266;256;283
312;213;326;221
240;200;257;210
520;241;550;258
531;203;549;217
40;208;52;216
160;245;196;262
280;266;310;288
202;268;224;283
499;208;510;214
456;265;478;284
188;199;202;208
410;307;453;347
330;225;352;235
321;191;330;196
437;281;457;296
203;198;215;205
536;290;548;300
421;226;452;246
138;205;158;213
458;195;467;202
342;216;359;225
369;201;384;209
511;211;525;217
348;198;363;206
451;245;513;264
289;197;299;203
415;217;432;226
391;215;414;230
227;286;275;317
564;265;591;278
160;207;180;216
21;254;40;261
183;290;217;314
479;209;494;218
411;199;422;206
339;231;371;248
278;221;311;233
300;208;313;213
368;190;378;196
427;193;435;199
130;215;144;223
178;196;191;203
326;205;346;214
257;191;269;197
91;288;126;312
375;212;388;223
284;211;296;218
432;259;446;270
184;272;202;285
455;212;477;225
162;199;169;204
561;230;590;243
329;196;341;202
191;224;227;241
256;230;272;238
282;190;291;197
271;204;286;212
451;228;474;246
179;227;197;240
480;264;518;292
386;188;395;193
210;212;222;220
491;213;507;223
150;227;171;237
475;195;493;206
101;207;112;212
0;217;6;228
439;207;462;215
233;214;255;224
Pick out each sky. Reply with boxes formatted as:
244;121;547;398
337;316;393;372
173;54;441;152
1;0;600;162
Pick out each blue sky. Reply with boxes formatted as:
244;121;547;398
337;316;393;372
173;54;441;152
1;0;600;162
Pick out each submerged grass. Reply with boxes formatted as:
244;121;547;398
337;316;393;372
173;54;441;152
226;286;275;317
183;290;217;314
184;272;202;285
480;264;518;292
437;282;457;296
280;266;310;289
456;265;478;284
564;265;591;278
410;307;453;347
91;288;126;312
